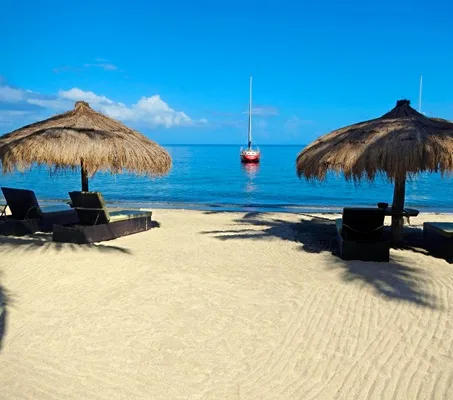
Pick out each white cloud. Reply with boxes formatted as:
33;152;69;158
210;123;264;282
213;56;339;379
59;88;114;105
52;65;84;73
0;85;24;102
255;119;268;129
284;116;314;135
53;59;120;73
26;98;70;110
84;63;118;71
58;89;196;127
243;106;279;117
0;83;206;129
0;110;33;127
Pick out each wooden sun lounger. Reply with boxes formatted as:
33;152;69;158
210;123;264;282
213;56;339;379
423;222;453;260
0;187;78;236
53;191;153;244
336;207;389;262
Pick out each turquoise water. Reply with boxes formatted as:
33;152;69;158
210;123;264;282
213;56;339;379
1;145;452;212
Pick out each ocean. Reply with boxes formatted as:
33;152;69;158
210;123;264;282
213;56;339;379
1;145;452;213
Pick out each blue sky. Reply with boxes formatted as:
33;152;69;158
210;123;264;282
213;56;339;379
1;0;452;145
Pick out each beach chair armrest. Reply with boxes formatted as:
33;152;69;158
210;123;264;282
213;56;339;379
72;206;104;225
72;206;104;211
24;205;42;220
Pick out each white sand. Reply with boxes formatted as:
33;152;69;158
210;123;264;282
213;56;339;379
0;210;452;399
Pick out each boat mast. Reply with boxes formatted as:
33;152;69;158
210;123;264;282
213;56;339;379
418;75;423;113
248;76;252;149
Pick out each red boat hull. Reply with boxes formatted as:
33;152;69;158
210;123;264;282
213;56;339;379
240;152;260;163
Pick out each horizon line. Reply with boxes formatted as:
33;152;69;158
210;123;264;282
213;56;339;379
160;143;308;146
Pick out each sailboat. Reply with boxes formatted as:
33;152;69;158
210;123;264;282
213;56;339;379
240;76;260;163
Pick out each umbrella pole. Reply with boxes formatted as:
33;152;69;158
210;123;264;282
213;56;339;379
81;160;89;192
391;172;406;243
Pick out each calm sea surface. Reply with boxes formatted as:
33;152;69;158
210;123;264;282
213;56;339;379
1;145;452;213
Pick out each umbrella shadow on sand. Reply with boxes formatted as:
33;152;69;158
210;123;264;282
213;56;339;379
201;212;440;309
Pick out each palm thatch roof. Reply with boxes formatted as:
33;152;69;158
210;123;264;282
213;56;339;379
0;101;172;177
296;100;453;182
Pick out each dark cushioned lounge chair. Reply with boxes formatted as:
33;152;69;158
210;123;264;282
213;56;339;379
423;222;453;261
53;191;153;244
336;207;389;262
0;187;78;236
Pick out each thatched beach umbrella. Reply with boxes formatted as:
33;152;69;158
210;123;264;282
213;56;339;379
0;101;172;191
296;99;453;242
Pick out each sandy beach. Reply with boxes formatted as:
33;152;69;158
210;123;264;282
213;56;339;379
1;209;452;399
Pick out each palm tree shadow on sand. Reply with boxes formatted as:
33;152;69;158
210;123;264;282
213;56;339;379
201;212;441;309
0;279;9;353
0;221;161;255
0;221;160;353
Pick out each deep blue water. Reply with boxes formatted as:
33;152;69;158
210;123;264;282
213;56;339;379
1;145;452;212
